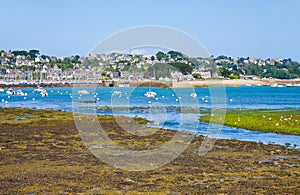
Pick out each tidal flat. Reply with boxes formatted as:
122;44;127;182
0;108;300;194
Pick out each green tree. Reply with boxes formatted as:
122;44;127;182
169;62;193;75
218;67;231;77
167;51;183;59
28;49;40;58
12;50;28;56
156;51;166;61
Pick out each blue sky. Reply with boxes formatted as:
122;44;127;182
1;0;300;60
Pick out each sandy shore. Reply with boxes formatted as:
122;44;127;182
173;78;300;88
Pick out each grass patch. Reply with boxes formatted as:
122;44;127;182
200;109;300;135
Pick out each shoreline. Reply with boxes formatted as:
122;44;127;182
0;78;300;89
173;78;300;88
1;106;300;146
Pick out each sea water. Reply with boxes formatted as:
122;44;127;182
0;86;299;148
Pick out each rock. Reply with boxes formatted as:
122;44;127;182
258;159;272;164
91;187;102;191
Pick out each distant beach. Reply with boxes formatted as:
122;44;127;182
173;78;300;88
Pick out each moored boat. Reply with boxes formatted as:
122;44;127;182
112;90;122;95
78;90;91;95
6;88;16;95
40;90;48;97
17;90;27;96
190;93;197;98
144;91;157;98
34;86;44;92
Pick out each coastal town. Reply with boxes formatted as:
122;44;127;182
1;49;300;87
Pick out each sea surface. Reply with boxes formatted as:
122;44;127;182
1;86;300;148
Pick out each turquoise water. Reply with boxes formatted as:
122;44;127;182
0;86;299;148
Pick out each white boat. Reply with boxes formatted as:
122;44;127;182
144;91;157;98
40;90;48;97
190;93;197;98
6;88;16;95
271;84;286;88
17;90;27;96
78;90;91;95
34;86;44;92
112;90;122;95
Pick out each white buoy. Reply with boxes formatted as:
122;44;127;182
97;98;100;101
229;99;233;102
162;96;165;99
148;101;151;104
32;98;35;101
176;99;179;102
155;98;158;101
24;97;26;100
1;99;4;103
205;100;208;103
172;94;174;97
8;96;10;99
5;101;8;104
